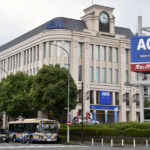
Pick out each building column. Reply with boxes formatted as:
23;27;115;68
112;92;115;105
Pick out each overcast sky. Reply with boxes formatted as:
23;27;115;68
0;0;149;46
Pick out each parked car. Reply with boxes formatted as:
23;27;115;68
0;128;9;142
72;116;100;125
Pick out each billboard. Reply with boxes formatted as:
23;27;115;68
131;36;150;72
100;91;111;105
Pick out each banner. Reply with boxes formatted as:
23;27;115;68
100;91;111;105
86;112;89;124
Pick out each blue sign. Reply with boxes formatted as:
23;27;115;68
46;20;64;30
100;91;111;105
90;105;120;110
114;109;118;123
131;36;150;63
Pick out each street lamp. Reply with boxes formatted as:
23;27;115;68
50;43;70;143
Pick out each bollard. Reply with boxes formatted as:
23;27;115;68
146;139;148;148
111;138;113;147
133;138;136;148
91;138;94;146
101;138;103;147
122;138;124;147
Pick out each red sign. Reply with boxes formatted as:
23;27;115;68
67;121;72;127
131;63;150;72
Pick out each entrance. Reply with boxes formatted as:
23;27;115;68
96;110;118;123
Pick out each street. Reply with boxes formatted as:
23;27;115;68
0;142;149;150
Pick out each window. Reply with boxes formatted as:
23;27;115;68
65;41;70;56
78;90;82;103
64;64;70;70
102;68;106;83
114;48;118;63
13;55;15;69
108;68;112;84
78;43;82;58
115;92;119;105
90;91;94;104
27;49;29;64
126;93;130;106
37;45;39;61
78;65;82;81
102;46;106;61
34;46;36;62
96;91;99;104
56;41;61;57
43;42;46;58
49;42;54;57
90;44;93;60
125;49;129;64
126;70;129;82
109;47;112;62
30;48;32;63
19;53;21;67
96;67;100;83
135;72;139;80
114;69;118;84
90;66;93;82
96;45;100;61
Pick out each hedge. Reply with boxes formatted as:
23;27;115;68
96;128;120;136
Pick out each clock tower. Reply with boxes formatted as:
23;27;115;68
81;5;115;34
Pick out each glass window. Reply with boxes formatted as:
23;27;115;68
125;49;129;64
90;66;93;82
37;45;39;61
115;92;119;105
64;41;70;56
13;55;15;69
114;69;118;84
78;43;82;58
102;46;106;61
90;90;94;104
96;67;100;83
135;72;138;81
34;46;36;62
102;68;106;83
126;70;129;82
19;53;21;67
114;48;118;63
49;42;54;57
78;90;82;103
108;68;112;84
27;49;29;64
30;48;32;63
90;44;93;60
56;41;61;57
109;47;112;62
43;42;46;58
96;91;99;104
78;65;82;81
64;64;70;70
96;45;100;61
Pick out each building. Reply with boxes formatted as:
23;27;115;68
0;4;140;127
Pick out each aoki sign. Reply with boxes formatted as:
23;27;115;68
131;36;150;72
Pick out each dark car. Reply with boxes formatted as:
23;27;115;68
0;128;9;142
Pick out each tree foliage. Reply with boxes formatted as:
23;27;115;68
0;72;35;118
33;65;78;119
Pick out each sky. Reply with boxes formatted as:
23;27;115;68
0;0;149;46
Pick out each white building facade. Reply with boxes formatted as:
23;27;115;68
0;5;140;126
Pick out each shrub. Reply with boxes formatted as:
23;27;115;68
96;128;120;136
57;135;67;143
58;128;67;136
122;128;148;137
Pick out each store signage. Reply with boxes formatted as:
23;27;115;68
100;91;111;105
90;105;120;110
46;19;64;29
131;36;150;72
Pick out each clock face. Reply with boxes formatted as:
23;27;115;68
99;12;109;24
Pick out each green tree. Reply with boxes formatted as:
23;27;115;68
0;72;36;118
33;65;78;120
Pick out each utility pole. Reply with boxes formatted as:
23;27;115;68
81;82;84;144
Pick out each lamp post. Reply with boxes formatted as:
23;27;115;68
50;43;70;143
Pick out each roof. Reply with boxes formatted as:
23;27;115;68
0;17;133;52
